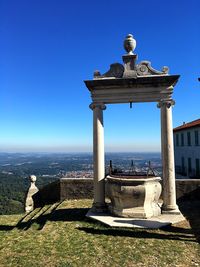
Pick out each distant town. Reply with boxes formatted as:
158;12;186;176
0;152;162;179
0;152;162;214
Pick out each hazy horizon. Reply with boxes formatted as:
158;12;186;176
0;150;161;154
0;143;161;154
0;149;161;154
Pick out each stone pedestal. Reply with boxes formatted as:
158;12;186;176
107;176;162;218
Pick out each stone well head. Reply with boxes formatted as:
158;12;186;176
106;161;162;218
106;175;162;218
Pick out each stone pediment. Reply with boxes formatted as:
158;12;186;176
93;34;169;80
136;61;169;76
94;63;124;79
85;34;179;104
94;60;169;79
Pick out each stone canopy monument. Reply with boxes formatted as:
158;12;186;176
84;34;181;222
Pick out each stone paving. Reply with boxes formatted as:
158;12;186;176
86;209;185;229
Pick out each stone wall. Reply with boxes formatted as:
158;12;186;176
32;178;93;207
32;180;61;207
176;179;200;200
60;178;93;201
31;177;200;208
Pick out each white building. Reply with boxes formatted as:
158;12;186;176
173;119;200;178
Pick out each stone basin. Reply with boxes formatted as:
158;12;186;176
106;175;162;219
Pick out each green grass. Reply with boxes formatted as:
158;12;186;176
0;199;199;267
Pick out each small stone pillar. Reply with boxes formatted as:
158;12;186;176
90;103;106;212
25;175;39;213
122;34;137;78
158;99;180;214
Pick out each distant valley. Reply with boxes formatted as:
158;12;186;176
0;152;161;214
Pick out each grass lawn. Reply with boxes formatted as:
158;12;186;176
0;199;199;267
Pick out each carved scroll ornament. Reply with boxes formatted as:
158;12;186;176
136;61;169;76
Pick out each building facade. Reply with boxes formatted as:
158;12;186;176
173;119;200;178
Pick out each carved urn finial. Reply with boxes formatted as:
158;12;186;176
124;34;136;55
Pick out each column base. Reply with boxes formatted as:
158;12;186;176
91;202;108;213
162;204;181;215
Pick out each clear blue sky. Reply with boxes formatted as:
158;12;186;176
0;0;199;152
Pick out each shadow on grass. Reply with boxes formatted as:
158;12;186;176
78;226;196;243
0;206;89;231
0;198;199;244
178;199;200;244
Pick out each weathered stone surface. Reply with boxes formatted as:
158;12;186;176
158;100;180;214
85;75;179;104
33;180;61;206
86;209;185;229
60;178;93;200
176;179;200;200
123;34;136;55
94;63;124;79
25;177;200;212
136;61;169;76
106;176;162;219
89;103;106;212
31;178;93;208
91;34;169;79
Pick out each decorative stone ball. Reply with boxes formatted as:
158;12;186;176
29;175;37;183
124;34;136;55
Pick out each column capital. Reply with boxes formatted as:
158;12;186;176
89;103;106;111
157;99;175;109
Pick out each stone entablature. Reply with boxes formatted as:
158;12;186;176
85;77;178;104
85;34;179;105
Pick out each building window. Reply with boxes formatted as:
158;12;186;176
188;158;192;175
181;133;184;146
195;130;199;146
176;134;179;146
181;157;185;175
196;159;200;178
187;132;191;146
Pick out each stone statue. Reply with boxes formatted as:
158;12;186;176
25;175;39;213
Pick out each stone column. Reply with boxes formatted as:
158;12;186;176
90;103;107;212
158;99;180;214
